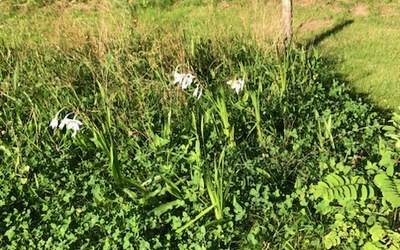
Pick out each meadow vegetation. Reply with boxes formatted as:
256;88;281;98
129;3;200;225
1;0;400;249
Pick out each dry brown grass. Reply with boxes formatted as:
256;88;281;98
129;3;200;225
0;0;132;56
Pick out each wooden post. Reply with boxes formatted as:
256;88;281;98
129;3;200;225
282;0;293;47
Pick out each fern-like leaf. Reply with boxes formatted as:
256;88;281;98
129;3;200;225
313;173;375;203
374;173;400;208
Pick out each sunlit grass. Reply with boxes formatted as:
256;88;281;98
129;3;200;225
1;0;400;248
316;9;400;109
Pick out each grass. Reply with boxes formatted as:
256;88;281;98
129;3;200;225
312;1;400;110
134;0;400;109
1;0;400;249
1;0;398;111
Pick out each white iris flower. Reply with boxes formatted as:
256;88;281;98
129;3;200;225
49;109;64;129
182;74;195;89
66;119;83;138
227;78;244;94
58;114;83;138
173;72;185;85
49;116;59;130
174;72;196;90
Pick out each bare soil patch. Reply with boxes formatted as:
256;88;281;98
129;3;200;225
298;0;313;7
351;5;369;16
379;5;400;17
298;18;333;32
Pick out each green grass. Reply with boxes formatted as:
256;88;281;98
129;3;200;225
1;0;398;110
2;0;400;249
309;1;400;110
134;0;400;109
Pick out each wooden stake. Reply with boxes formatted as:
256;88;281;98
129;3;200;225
282;0;293;47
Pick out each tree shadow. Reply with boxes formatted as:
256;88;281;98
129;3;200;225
302;19;354;48
295;18;394;116
317;54;394;119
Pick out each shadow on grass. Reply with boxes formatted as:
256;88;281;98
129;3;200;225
299;18;394;117
303;19;354;48
319;54;394;119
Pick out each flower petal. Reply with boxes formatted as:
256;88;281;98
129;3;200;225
59;118;71;129
227;78;245;94
193;85;199;97
181;74;195;89
174;72;184;84
49;118;59;129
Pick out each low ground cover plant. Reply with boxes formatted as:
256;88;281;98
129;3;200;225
1;16;400;250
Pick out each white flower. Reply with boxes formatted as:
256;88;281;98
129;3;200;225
227;78;244;94
193;84;203;99
49;109;65;129
49;116;59;130
59;114;83;137
66;119;83;137
173;72;195;90
174;72;185;85
181;74;195;89
58;117;71;129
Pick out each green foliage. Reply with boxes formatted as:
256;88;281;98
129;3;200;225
0;24;398;249
312;173;375;203
307;108;400;249
374;173;400;208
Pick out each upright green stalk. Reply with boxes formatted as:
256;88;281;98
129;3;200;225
249;91;265;147
90;80;123;186
206;149;227;221
214;90;235;147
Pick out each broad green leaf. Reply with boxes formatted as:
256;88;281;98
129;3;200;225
369;224;386;242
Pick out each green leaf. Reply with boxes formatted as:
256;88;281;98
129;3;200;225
5;226;15;241
360;185;369;201
148;199;185;217
123;232;133;249
324;231;340;249
255;167;271;179
363;242;382;250
0;145;11;156
383;126;396;132
374;173;400;207
369;224;386;242
176;204;215;234
123;188;138;202
387;165;394;177
161;175;184;200
379;151;396;177
151;134;170;149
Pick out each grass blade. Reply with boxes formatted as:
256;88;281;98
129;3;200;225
176;204;215;234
